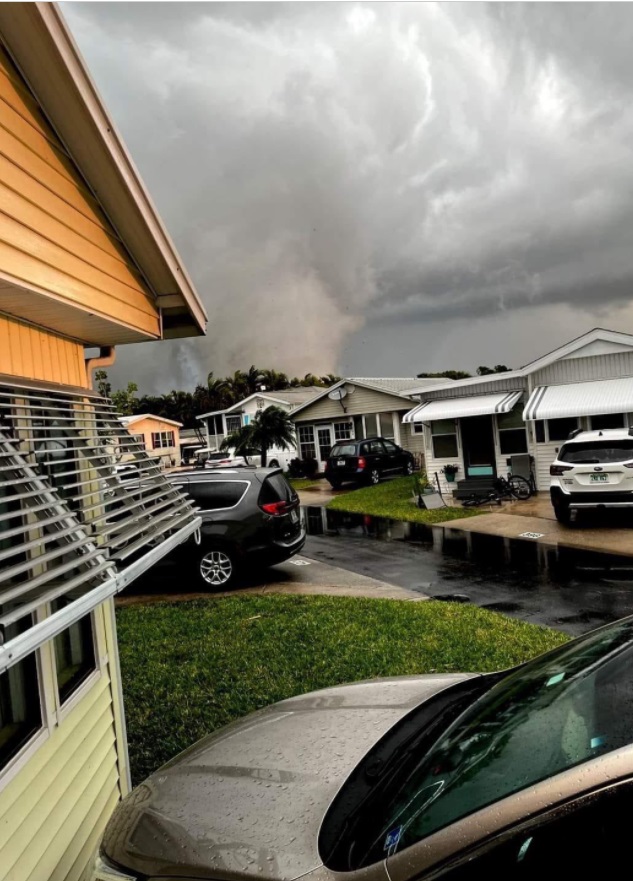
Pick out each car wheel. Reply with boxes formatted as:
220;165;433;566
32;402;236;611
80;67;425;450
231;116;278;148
403;460;414;476
328;478;342;489
553;502;572;525
197;546;238;588
268;460;279;468
509;475;532;500
369;468;381;486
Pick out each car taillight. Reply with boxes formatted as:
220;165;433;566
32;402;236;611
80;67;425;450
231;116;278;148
260;500;290;515
625;462;633;469
324;461;329;471
550;464;573;476
358;456;366;469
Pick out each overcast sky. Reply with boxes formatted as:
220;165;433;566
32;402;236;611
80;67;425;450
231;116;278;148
63;2;633;392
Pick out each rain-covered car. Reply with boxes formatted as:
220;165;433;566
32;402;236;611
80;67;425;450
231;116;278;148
94;616;633;881
165;467;305;587
550;428;633;523
325;437;415;488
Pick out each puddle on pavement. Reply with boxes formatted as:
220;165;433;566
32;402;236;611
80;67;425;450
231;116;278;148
301;505;633;635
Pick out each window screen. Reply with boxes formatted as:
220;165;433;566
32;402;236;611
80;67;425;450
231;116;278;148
52;600;96;705
547;417;578;441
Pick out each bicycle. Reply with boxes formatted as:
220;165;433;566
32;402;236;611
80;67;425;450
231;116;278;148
461;473;532;507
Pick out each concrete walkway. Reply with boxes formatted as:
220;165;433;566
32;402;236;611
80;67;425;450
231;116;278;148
440;493;633;558
117;553;427;607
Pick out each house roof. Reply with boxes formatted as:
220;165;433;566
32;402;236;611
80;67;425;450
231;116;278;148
0;3;207;339
347;377;435;394
289;377;430;417
403;328;633;397
196;387;323;421
120;414;183;428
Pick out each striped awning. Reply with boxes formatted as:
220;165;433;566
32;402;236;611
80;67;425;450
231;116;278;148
524;377;633;421
0;375;200;671
403;391;523;424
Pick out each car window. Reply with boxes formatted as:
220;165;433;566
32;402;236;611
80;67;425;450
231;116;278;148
330;444;357;457
559;439;633;464
187;480;249;510
360;443;371;455
354;617;633;866
369;440;386;454
383;440;398;453
436;784;633;881
258;473;297;505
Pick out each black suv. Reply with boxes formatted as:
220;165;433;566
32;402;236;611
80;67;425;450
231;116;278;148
166;468;305;587
324;436;415;488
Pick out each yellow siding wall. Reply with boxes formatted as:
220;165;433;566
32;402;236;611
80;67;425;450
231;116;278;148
0;602;123;881
128;417;181;461
0;47;160;338
0;314;87;387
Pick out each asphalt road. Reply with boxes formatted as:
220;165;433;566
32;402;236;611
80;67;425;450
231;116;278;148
303;527;633;636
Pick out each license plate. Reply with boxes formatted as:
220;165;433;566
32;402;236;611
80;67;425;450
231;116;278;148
337;459;346;466
290;509;299;523
590;474;609;483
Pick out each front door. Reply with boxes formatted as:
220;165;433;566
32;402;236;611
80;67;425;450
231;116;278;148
460;415;496;478
316;426;333;464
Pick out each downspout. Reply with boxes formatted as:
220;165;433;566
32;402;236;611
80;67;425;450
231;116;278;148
85;346;116;390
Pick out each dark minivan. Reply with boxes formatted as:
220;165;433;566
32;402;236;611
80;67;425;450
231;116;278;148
325;436;415;488
166;467;305;587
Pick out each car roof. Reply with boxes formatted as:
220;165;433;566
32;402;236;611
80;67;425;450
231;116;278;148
166;466;282;480
564;428;633;443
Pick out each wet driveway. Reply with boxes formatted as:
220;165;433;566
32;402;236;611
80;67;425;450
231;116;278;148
303;506;633;636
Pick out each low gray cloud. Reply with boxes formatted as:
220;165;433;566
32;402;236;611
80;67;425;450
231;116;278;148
62;2;633;390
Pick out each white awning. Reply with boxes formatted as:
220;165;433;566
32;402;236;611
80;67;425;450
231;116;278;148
524;377;633;421
402;391;523;423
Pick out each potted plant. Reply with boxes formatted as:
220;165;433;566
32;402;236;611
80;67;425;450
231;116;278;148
442;463;459;483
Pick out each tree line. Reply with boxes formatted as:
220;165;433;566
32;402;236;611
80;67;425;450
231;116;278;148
95;366;342;429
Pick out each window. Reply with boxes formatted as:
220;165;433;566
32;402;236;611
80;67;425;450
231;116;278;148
497;406;528;455
151;431;175;449
353;416;364;440
364;414;378;437
225;416;242;434
333;422;352;441
186;480;249;510
317;428;332;461
52;601;96;705
383;440;398;453
258;474;297;506
431;419;458;458
369;440;385;454
381;413;396;440
0;647;41;772
298;425;316;460
559;438;633;464
535;420;546;443
412;422;424;435
591;413;625;430
547;417;578;441
438;784;633;880
132;434;145;446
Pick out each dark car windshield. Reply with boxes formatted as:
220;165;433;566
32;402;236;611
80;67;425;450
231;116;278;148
330;444;357;457
357;618;633;865
559;439;633;464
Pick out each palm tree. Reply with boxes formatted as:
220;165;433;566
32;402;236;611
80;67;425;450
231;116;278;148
221;405;295;467
258;369;290;391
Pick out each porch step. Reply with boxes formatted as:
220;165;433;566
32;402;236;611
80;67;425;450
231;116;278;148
452;477;499;501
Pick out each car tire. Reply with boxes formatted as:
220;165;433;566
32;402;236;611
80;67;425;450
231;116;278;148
403;460;414;476
328;479;342;489
197;544;239;589
553;502;572;525
268;460;279;468
369;468;381;486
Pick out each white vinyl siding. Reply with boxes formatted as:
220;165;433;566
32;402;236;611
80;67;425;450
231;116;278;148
532;352;633;387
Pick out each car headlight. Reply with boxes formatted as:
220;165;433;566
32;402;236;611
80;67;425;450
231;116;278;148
92;854;137;881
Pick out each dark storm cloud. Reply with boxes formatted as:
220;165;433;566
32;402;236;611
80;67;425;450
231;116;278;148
62;2;633;390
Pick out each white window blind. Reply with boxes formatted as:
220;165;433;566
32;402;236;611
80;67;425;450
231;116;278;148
0;375;200;671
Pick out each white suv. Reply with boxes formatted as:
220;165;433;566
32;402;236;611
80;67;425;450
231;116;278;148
549;428;633;524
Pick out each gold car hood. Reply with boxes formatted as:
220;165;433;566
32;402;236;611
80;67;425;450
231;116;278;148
102;675;475;881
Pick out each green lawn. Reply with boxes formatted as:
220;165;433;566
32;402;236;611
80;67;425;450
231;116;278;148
117;595;568;784
327;475;482;524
